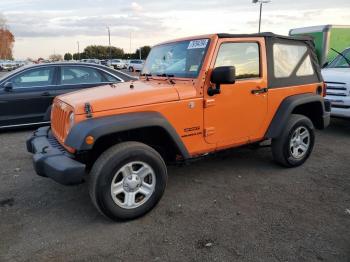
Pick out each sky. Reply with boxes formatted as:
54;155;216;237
1;0;350;59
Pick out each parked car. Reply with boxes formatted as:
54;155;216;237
128;60;144;72
0;60;17;71
0;62;136;128
100;60;110;66
322;47;350;118
110;59;125;70
81;59;101;64
27;33;330;221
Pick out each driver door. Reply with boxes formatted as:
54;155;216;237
204;38;268;147
0;66;57;127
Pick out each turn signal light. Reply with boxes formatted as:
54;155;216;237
322;83;327;97
85;136;95;145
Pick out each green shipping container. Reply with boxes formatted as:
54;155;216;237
289;25;350;66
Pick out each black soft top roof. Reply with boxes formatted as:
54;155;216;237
217;32;313;42
216;32;322;88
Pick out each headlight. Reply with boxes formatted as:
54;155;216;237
65;112;75;135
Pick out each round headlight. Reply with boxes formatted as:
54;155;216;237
69;112;74;128
65;112;75;135
69;112;75;127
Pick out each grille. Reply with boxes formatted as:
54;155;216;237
51;100;71;143
326;81;348;97
48;133;72;156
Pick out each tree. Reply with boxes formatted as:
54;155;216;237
72;53;79;60
64;53;72;61
73;52;86;60
49;54;63;61
0;14;15;60
137;46;151;59
123;46;152;60
83;45;124;60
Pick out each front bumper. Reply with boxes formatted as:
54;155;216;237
26;126;86;185
323;99;331;128
324;95;350;118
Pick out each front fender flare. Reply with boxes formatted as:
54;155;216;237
65;112;190;159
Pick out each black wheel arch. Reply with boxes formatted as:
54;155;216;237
65;112;190;160
265;93;330;139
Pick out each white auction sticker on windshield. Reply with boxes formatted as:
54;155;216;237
188;39;208;49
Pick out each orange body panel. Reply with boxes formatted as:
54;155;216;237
52;34;322;157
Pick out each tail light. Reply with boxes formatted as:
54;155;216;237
322;82;327;97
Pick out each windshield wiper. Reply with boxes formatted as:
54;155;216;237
140;73;153;81
331;48;350;67
156;73;175;77
156;74;176;84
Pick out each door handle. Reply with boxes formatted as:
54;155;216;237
251;88;268;94
41;91;51;96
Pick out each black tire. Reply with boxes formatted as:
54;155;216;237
271;114;315;167
129;67;134;72
89;142;167;221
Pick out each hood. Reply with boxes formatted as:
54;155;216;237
321;68;350;84
57;79;197;115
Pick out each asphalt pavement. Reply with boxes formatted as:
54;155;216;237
0;118;349;262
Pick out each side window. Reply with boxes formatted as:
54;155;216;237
60;66;103;85
11;67;55;88
103;72;120;82
214;42;260;79
273;43;314;78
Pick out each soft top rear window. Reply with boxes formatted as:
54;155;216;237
266;37;322;88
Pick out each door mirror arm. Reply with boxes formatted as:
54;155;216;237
4;82;13;92
208;84;221;96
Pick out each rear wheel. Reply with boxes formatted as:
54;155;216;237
89;142;167;221
128;66;134;72
272;114;315;167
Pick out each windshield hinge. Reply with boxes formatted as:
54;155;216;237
204;99;216;108
204;127;215;137
84;102;93;118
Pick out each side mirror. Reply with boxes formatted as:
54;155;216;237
208;66;235;96
4;82;13;92
322;62;329;68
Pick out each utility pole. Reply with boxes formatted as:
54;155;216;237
107;26;111;59
77;41;80;60
129;32;132;57
252;0;271;33
139;47;142;60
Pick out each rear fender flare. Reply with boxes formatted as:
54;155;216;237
265;93;326;139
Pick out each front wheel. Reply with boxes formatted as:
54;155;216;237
89;142;167;221
271;114;315;167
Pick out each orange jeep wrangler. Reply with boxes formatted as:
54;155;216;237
27;33;331;220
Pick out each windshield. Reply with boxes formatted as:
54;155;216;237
328;48;350;68
142;39;210;78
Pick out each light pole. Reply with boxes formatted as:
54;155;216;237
139;47;142;60
129;32;132;55
106;26;111;59
252;0;271;33
77;41;80;60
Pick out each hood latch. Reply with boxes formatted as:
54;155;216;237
84;102;93;118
